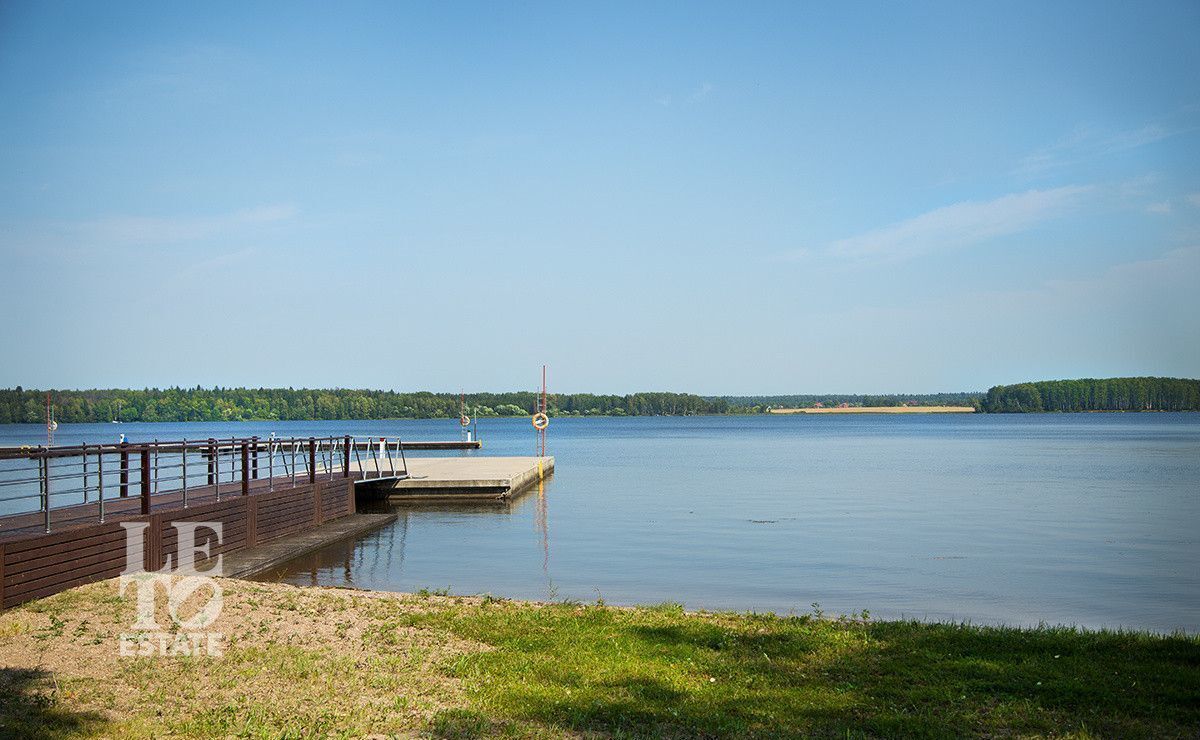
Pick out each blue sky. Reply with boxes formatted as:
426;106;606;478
1;1;1198;394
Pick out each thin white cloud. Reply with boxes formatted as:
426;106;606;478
78;204;297;246
174;247;259;281
656;82;713;108
84;43;257;109
816;186;1091;263
794;246;1200;385
1015;123;1182;175
1187;193;1200;208
1036;245;1199;298
1145;201;1172;215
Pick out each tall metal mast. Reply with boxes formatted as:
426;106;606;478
539;365;547;457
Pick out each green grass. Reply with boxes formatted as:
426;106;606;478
393;599;1200;738
2;580;1197;738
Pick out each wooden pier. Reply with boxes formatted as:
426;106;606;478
0;436;551;609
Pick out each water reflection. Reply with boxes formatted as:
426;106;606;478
266;517;411;588
536;478;551;589
255;482;553;593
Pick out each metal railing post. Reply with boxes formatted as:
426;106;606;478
97;449;105;523
308;437;316;484
268;440;275;491
82;444;89;503
140;448;151;515
251;436;259;480
181;439;189;509
120;443;130;498
207;438;216;486
343;435;351;477
41;455;51;533
213;439;221;501
241;441;250;496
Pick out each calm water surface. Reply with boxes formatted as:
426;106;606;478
6;414;1197;632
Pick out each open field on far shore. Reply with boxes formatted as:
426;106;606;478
2;578;1197;738
770;405;977;414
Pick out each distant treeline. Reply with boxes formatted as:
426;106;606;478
726;393;983;410
0;387;756;423
981;377;1200;412
4;379;1195;423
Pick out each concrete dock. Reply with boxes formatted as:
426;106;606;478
356;456;554;500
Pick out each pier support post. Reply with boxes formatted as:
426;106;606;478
308;438;316;484
343;435;351;477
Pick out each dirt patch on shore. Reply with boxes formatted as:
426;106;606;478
0;578;484;737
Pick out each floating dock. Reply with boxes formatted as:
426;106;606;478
398;438;482;450
356;456;553;500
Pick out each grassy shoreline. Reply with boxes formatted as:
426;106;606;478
1;578;1197;738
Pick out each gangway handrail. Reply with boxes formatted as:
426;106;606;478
0;435;362;534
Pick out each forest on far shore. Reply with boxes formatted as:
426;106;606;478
0;378;1194;423
981;377;1200;412
0;388;753;423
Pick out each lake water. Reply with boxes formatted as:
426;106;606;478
4;414;1197;632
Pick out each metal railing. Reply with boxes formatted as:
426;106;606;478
0;435;407;533
352;437;409;480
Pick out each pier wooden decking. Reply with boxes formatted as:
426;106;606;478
0;436;553;609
